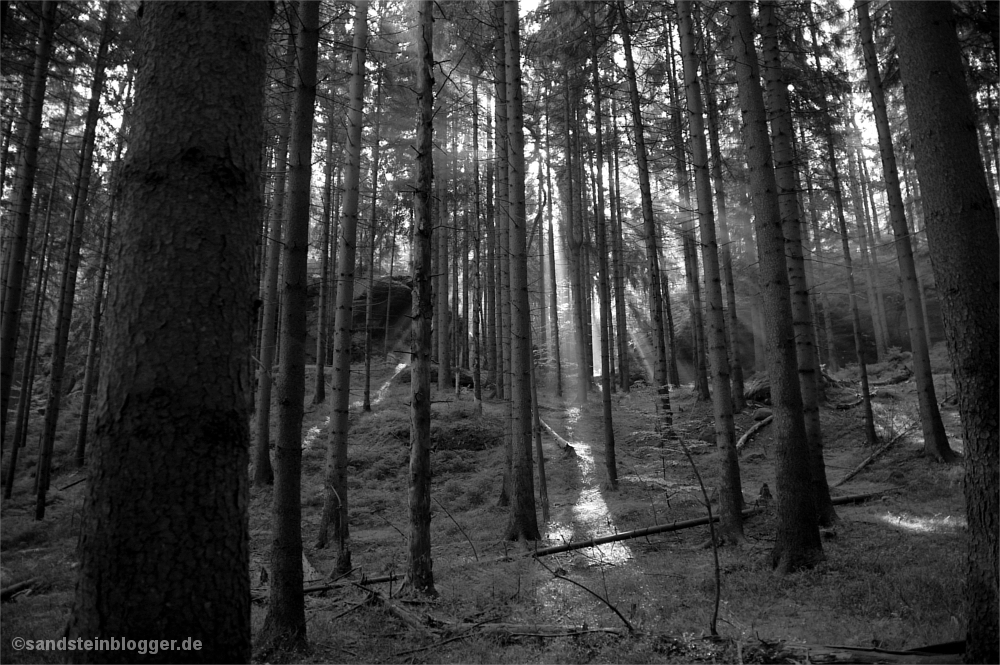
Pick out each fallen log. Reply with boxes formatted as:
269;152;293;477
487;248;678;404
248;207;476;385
832;429;915;488
757;640;962;664
736;416;772;451
528;507;762;558
528;489;892;559
1;577;41;602
538;418;575;454
831;393;867;410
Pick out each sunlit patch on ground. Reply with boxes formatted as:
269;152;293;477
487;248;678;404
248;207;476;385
302;416;330;451
350;362;408;411
878;511;966;533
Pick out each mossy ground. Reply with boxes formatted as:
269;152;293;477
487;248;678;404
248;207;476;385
1;356;967;663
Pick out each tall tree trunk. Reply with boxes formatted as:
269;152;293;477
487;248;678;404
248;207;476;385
561;77;588;405
544;101;562;397
503;0;540;542
363;70;383;412
402;0;436;597
856;0;955;463
679;0;742;541
75;134;123;467
893;5;999;661
609;102;629;393
36;6;114;518
0;0;57;439
589;4;617;490
260;1;319;651
494;1;512;507
617;0;673;437
65;5;270;660
484;91;498;395
254;27;297;486
437;110;450;391
317;1;368;576
806;13;878;447
471;76;483;410
703;43;746;412
760;1;836;527
799;127;838;371
729;0;823;573
845;147;888;360
313;108;337;405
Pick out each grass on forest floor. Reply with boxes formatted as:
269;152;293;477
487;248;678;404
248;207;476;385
1;358;969;664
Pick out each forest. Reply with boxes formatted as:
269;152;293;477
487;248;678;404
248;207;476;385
0;0;997;663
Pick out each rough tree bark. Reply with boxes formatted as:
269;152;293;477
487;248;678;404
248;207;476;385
856;0;955;464
729;0;823;574
65;4;271;662
679;0;743;542
760;0;836;527
503;0;540;542
317;0;369;575
893;4;999;661
259;0;320;652
401;0;436;597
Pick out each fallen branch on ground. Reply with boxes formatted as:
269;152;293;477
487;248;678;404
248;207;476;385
756;639;962;664
528;489;893;559
831;393;869;410
736;416;772;451
535;557;634;633
538;418;575;454
1;577;41;602
833;428;916;488
528;507;762;558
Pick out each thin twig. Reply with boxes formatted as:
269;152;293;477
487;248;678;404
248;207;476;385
675;439;721;637
433;496;479;561
534;557;634;633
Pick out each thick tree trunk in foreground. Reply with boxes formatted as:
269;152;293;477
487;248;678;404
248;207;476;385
402;0;436;597
856;1;955;464
760;1;836;528
66;4;271;662
729;0;822;574
679;0;743;541
259;0;320;652
893;4;999;661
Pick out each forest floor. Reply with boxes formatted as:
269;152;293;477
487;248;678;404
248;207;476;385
0;348;969;663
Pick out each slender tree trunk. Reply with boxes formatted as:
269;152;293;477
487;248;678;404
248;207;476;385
800;129;838;371
679;0;742;540
503;0;540;542
893;5;999;661
544;101;562;396
589;4;617;490
402;0;436;597
437;110;450;391
259;1;319;651
760;1;836;527
0;0;57;439
703;44;746;412
494;1;512;507
561;78;588;405
472;76;483;410
254;27;296;486
317;1;368;575
313;109;337;405
65;5;270;660
609;102;629;393
729;0;822;573
36;8;114;518
845;147;887;360
618;0;673;437
856;1;955;463
363;71;383;412
75;136;123;467
806;14;877;447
